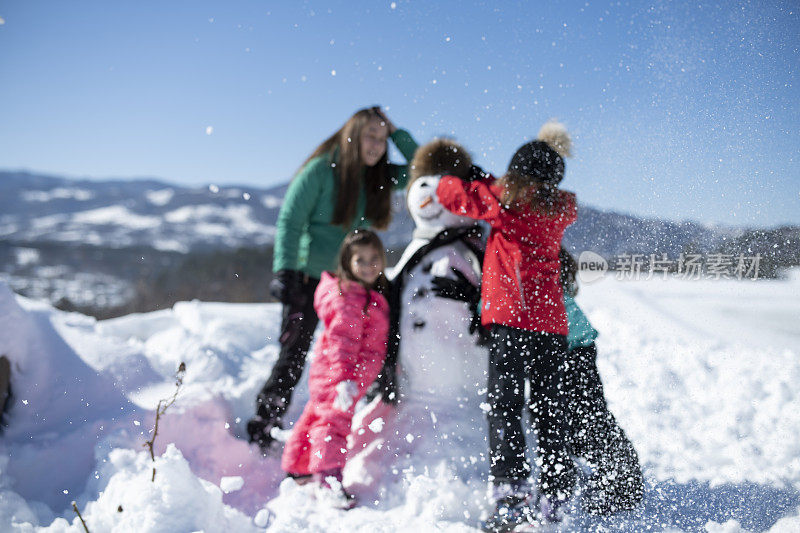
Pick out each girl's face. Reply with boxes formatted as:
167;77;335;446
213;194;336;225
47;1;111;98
348;244;384;286
360;117;388;167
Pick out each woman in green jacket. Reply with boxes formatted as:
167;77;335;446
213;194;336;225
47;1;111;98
247;107;418;452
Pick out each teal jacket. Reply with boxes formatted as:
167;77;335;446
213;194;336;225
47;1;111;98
565;293;598;351
273;129;418;278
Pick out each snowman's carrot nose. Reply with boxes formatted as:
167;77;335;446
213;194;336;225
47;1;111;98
420;196;433;208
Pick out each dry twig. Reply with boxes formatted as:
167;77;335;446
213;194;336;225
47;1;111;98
71;500;90;533
144;362;186;482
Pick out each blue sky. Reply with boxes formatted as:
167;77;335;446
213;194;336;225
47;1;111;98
1;1;798;227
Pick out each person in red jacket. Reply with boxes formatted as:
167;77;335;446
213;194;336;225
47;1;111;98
281;229;390;509
435;121;577;529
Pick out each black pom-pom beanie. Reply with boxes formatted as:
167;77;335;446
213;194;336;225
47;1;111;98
507;140;564;185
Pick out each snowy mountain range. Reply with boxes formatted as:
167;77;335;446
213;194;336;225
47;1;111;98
0;170;749;256
2;170;797;314
0;171;286;253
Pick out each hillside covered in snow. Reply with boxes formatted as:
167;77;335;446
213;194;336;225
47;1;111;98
3;171;799;319
0;170;758;256
1;271;799;532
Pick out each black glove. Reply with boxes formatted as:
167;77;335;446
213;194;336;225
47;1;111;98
467;164;490;182
431;268;479;304
474;323;491;347
432;268;487;338
269;269;304;305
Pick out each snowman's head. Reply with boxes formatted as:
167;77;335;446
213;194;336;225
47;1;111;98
407;175;475;232
407;138;477;233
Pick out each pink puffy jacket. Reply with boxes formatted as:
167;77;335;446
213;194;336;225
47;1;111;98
282;271;389;476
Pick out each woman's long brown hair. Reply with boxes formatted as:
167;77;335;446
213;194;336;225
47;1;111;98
498;172;567;216
298;108;393;229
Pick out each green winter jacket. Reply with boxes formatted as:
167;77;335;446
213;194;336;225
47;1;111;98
273;129;418;278
565;293;598;351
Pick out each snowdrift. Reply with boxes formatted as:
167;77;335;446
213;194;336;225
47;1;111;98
0;274;799;532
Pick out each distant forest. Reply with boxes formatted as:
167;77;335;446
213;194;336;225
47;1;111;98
1;224;797;321
53;245;407;320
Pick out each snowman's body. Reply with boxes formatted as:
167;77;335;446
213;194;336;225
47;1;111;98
389;230;486;406
388;174;488;407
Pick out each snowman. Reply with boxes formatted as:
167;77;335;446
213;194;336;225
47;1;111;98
386;145;487;406
346;139;491;488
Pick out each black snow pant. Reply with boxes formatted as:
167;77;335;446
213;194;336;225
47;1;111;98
487;325;576;501
563;343;644;514
254;276;320;425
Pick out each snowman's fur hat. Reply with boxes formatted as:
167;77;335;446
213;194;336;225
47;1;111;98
410;138;473;186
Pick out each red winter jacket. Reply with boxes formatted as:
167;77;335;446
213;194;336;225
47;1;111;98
310;271;389;382
436;177;577;335
282;271;389;475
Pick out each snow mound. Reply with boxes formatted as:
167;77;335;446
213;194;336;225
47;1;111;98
43;445;258;533
0;276;799;531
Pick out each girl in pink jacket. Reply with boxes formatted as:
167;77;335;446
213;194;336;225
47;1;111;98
281;229;390;508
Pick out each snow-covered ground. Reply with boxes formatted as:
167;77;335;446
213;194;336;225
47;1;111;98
0;272;799;532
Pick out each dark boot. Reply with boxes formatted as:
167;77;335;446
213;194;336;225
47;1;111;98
482;480;536;532
535;492;569;524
